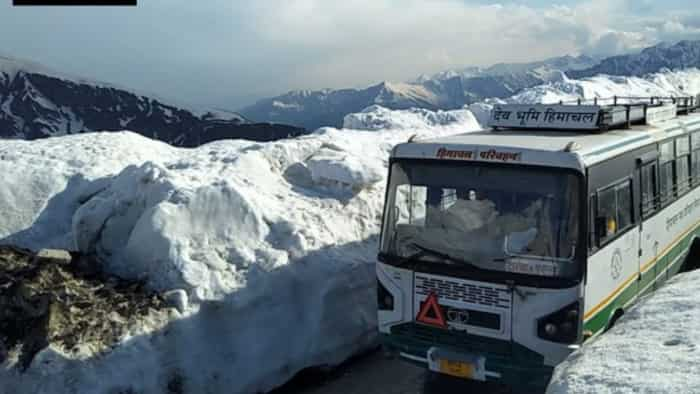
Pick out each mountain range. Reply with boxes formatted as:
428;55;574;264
567;40;700;79
240;55;599;130
241;40;700;131
4;40;700;143
0;56;305;147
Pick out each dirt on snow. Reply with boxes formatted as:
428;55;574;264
0;246;169;371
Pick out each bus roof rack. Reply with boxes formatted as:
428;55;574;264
488;95;700;133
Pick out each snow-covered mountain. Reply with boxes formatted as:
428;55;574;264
416;54;598;83
0;56;305;146
239;80;466;132
569;40;700;79
240;55;598;130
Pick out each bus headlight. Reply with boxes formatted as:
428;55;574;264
377;279;394;311
537;301;580;344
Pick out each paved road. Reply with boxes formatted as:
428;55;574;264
271;349;516;394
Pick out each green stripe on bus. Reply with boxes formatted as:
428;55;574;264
583;225;699;336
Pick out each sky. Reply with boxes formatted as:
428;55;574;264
0;0;699;110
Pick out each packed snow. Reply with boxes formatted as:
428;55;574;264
468;68;700;125
0;106;480;394
343;105;479;131
547;269;700;394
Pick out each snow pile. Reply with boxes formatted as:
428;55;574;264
305;144;385;191
0;105;481;394
468;68;700;126
547;269;700;394
343;105;479;131
0;133;178;250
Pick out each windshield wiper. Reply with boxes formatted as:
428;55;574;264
406;242;477;268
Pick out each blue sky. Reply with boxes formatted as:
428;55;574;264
0;0;699;109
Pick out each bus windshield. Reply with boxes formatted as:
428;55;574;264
380;160;582;278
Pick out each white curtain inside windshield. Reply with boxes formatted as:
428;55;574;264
381;161;580;277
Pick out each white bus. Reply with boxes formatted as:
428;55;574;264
376;97;700;391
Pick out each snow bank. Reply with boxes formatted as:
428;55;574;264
343;104;479;131
468;69;700;126
0;132;178;250
547;269;700;394
0;106;480;394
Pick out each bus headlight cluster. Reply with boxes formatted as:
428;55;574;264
537;301;580;344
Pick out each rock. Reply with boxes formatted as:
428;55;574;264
34;249;72;265
162;289;188;314
0;246;167;370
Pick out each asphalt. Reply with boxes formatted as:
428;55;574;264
270;349;522;394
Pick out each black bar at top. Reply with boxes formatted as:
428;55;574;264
14;0;136;5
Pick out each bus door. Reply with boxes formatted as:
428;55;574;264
639;156;660;294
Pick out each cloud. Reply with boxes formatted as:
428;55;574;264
583;31;648;57
234;0;657;91
1;0;699;109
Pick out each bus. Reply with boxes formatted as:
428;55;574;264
376;96;700;391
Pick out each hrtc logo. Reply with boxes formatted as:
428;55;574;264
14;0;136;5
446;308;470;325
611;249;623;280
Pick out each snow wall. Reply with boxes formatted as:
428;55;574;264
2;69;700;393
0;106;479;394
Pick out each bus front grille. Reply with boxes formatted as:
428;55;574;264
415;274;511;310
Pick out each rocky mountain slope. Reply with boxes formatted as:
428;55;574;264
568;40;700;79
240;55;598;130
0;56;305;147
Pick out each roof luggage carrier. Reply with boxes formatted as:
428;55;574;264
488;95;700;133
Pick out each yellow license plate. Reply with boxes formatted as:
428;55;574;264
439;359;475;379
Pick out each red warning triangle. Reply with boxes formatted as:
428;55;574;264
416;292;447;328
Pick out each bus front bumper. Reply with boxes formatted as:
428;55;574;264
381;330;555;391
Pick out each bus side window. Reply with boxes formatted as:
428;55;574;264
659;141;675;204
641;161;658;217
676;136;691;195
596;186;617;245
595;180;633;246
616;182;633;230
692;132;700;186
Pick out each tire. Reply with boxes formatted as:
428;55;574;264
682;238;700;272
605;309;624;332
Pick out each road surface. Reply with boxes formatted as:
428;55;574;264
271;349;518;394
